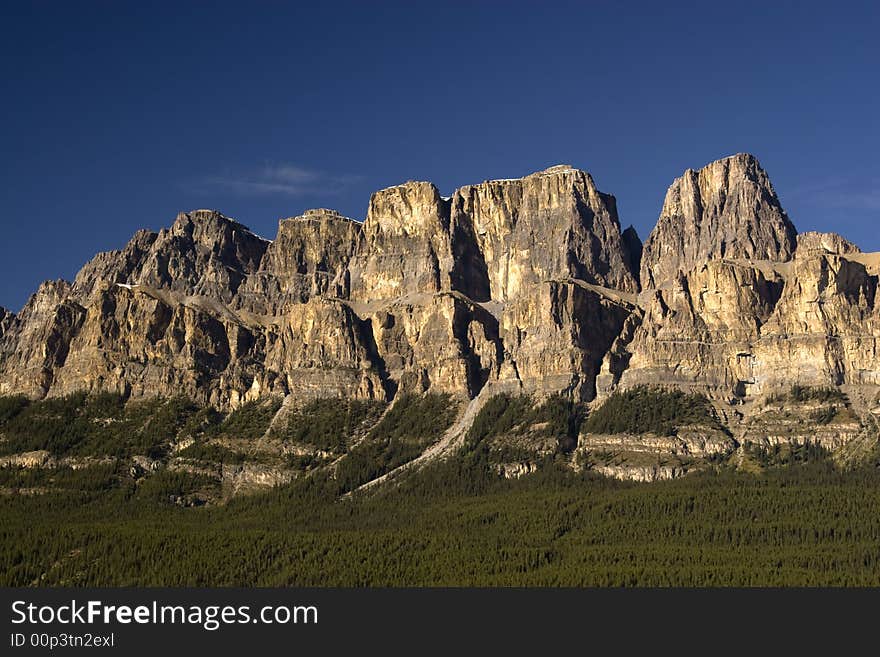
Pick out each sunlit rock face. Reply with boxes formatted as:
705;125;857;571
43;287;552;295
752;251;880;390
235;208;362;315
348;181;454;302
640;153;797;289
611;154;879;408
1;155;877;423
796;231;860;255
449;165;640;302
617;260;786;396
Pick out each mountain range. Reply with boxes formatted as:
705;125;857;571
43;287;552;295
1;153;878;484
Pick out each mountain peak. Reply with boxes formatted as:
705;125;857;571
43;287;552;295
640;154;797;287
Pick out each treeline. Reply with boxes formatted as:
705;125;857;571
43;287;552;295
467;393;586;452
765;385;848;405
5;387;880;587
744;442;832;467
274;398;386;454
0;393;285;461
582;386;725;436
0;393;204;459
0;386;725;464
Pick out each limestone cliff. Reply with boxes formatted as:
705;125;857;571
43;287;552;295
797;231;860;255
450;165;640;301
0;281;85;397
0;164;643;408
1;155;878;478
348;182;453;301
235;208;362;314
640;154;797;288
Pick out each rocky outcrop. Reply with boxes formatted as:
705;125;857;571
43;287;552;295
450;165;640;302
361;293;501;398
608;154;879;411
0;450;50;468
236;209;362;315
640;154;797;288
0;307;13;342
499;281;632;400
0;280;86;397
592;463;683;483
752;250;880;390
72;229;159;301
740;400;863;450
262;296;388;402
348;182;454;302
42;282;270;408
576;425;736;482
618;243;880;401
139;210;269;302
797;231;860;255
72;210;268;305
579;427;736;459
618;260;785;395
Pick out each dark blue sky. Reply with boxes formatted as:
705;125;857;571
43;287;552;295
2;1;878;311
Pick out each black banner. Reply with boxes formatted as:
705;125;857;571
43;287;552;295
1;587;875;654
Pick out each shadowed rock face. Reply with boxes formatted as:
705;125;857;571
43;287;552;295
640;154;797;288
1;155;878;415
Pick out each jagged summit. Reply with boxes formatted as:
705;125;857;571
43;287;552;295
640;153;798;287
679;152;758;175
0;307;13;340
540;163;576;173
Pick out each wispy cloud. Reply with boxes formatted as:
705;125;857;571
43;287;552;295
786;175;880;211
191;163;363;197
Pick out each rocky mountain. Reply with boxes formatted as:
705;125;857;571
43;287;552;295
640;153;798;288
1;154;878;485
0;163;644;407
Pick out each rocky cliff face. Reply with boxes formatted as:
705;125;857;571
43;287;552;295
1;155;878;471
640;154;797;288
72;210;269;305
797;231;860;255
753;250;880;390
235;208;362;314
617;237;880;401
0;307;13;341
0;164;643;408
349;182;454;301
450;165;640;301
600;154;879;413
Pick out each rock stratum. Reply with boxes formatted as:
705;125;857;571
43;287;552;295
1;153;879;484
